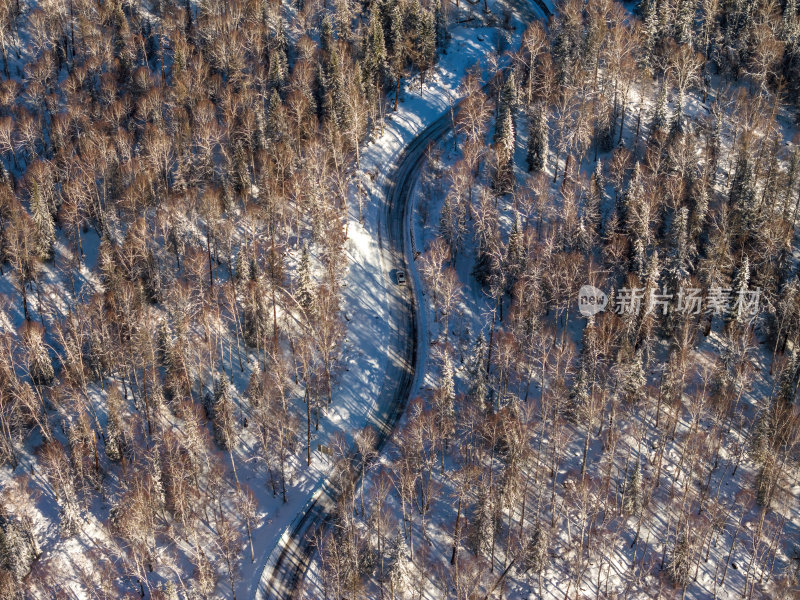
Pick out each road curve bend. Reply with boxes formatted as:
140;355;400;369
255;0;553;582
258;107;456;600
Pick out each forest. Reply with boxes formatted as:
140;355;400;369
0;0;799;597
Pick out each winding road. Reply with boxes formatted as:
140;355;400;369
258;106;456;600
257;3;550;596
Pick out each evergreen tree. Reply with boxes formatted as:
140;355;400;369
667;206;690;282
387;530;410;597
668;528;693;587
266;89;288;146
750;404;776;464
104;387;126;462
243;282;271;347
494;72;516;140
621;161;643;228
650;80;669;137
364;3;389;100
523;520;549;574
246;364;265;410
674;0;694;45
267;46;288;91
725;255;750;331
756;457;779;507
497;71;518;134
321;14;334;57
439;190;466;257
729;150;759;239
149;445;167;510
526;104;548;173
522;520;549;596
434;0;448;52
568;364;591;423
551;14;582;83
494;108;515;192
334;0;353;43
642;250;661;319
297;242;314;311
708;105;722;177
468;486;494;556
211;374;236;450
623;460;644;516
326;47;348;129
434;349;455;442
568;319;598;422
317;60;332;122
657;0;672;48
620;348;647;404
472;236;494;289
405;0;422;45
30;182;55;262
234;246;253;283
723;0;753;57
581;165;603;247
640;0;659;68
632;229;649;281
467;334;489;411
416;9;437;90
623;168;653;276
0;514;34;582
492;73;517;193
318;15;349;129
589;160;606;234
689;181;709;247
505;209;525;288
669;100;686;138
388;0;405;110
272;14;289;56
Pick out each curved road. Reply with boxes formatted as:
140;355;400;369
259;109;455;599
258;3;550;597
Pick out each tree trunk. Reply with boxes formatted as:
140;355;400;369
305;386;311;465
451;495;462;566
